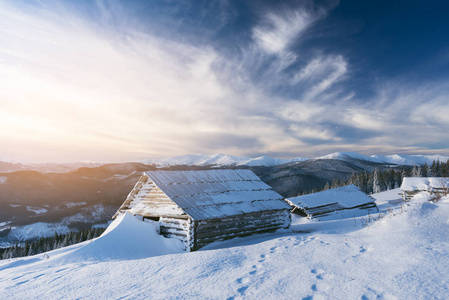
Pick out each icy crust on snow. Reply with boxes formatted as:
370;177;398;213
64;212;183;261
287;185;375;209
401;177;449;191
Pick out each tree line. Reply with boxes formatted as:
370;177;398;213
0;227;105;260
306;159;449;196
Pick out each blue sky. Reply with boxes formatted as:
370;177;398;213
1;0;449;162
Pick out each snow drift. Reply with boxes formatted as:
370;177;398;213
64;212;183;261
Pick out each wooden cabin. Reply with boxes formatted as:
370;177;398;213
113;169;291;251
286;184;378;219
400;177;449;201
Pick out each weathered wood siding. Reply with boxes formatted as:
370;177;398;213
114;174;185;219
303;202;343;217
133;181;184;217
158;217;194;251
193;210;290;250
292;202;378;218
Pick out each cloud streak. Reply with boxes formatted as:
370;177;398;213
0;0;448;162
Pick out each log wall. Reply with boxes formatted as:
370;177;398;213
158;216;194;251
193;210;291;250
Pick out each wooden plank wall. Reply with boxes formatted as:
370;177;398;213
159;217;194;251
293;202;378;218
193;210;291;250
117;174;185;217
135;183;184;216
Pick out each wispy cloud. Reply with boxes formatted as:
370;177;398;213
0;1;448;162
252;10;312;56
292;55;348;99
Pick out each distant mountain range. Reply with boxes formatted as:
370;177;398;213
144;152;449;168
1;152;448;174
142;153;308;167
315;152;449;166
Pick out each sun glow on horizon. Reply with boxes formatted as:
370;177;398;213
1;1;449;163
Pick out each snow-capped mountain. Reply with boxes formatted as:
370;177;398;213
143;153;309;167
316;151;449;166
316;152;385;163
143;152;449;168
370;154;449;166
1;152;447;174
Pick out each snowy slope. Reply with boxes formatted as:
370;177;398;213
1;190;449;299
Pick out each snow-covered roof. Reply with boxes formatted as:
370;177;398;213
401;177;449;191
143;169;290;220
286;185;375;210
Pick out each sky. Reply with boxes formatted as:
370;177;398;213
1;0;449;163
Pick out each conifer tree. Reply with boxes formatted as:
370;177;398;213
372;169;380;194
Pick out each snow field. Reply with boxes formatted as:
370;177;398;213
1;189;449;299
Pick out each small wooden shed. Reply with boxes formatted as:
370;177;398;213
113;169;291;251
286;184;378;218
400;177;449;201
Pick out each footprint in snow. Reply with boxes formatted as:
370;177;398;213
236;277;250;284
237;285;248;294
311;268;324;275
258;254;269;263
